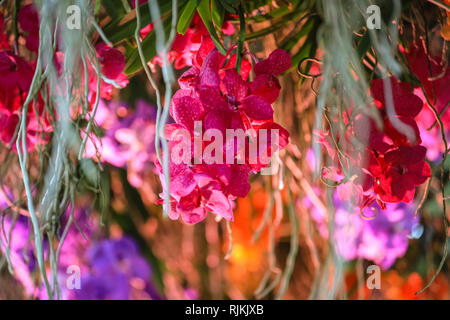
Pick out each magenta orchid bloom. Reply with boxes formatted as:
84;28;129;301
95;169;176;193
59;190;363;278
157;45;291;224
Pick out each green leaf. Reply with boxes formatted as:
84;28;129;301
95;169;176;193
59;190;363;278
103;0;182;44
94;0;102;15
236;3;245;73
240;0;267;13
246;9;306;40
356;31;371;60
102;0;127;21
221;0;240;5
197;0;227;55
177;0;198;35
281;16;318;52
211;0;225;33
219;0;238;14
292;41;313;70
289;20;319;77
124;17;172;75
243;0;307;21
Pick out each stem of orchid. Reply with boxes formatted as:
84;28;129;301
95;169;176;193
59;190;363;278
416;165;448;295
255;271;282;299
323;112;352;178
415;84;449;295
427;98;450;131
48;231;60;299
78;39;101;160
297;57;323;79
254;197;282;299
15;8;54;298
134;1;163;169
1;212;18;275
415;177;431;218
16;70;53;300
224;220;233;260
420;84;448;172
236;3;245;74
428;0;450;12
121;0;132;12
275;187;299;300
311;46;333;180
56;207;74;265
252;192;274;243
81;55;90;116
165;0;179;49
91;18;113;47
147;0;177;217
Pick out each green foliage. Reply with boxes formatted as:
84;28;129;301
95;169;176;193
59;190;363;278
219;0;240;14
99;0;324;76
103;1;174;43
122;1;187;75
111;170;166;292
356;32;371;60
101;0;127;21
211;0;225;34
177;0;199;35
197;0;227;54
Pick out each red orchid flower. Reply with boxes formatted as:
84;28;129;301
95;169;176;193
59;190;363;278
370;77;423;146
159;43;291;224
96;43;126;80
18;4;40;53
372;146;431;203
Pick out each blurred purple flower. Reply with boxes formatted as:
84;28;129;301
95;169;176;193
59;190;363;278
335;200;420;269
0;200;162;300
0;213;38;296
305;191;421;270
75;270;130;300
86;237;151;280
184;287;199;300
84;99;157;188
303;147;421;270
70;237;159;300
